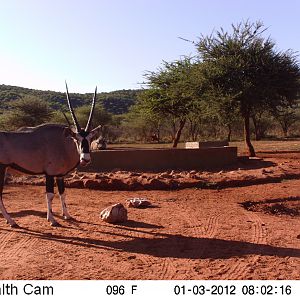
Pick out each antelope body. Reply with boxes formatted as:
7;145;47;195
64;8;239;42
0;83;101;227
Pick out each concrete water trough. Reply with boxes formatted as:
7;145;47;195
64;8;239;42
81;146;238;172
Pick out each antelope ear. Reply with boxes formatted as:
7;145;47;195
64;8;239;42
89;125;102;140
63;127;77;138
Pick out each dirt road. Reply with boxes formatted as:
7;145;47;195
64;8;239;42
0;179;299;279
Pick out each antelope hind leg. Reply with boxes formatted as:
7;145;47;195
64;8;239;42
56;177;71;220
46;175;60;226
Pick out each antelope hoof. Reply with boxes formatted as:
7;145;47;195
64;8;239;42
50;221;61;227
63;214;72;220
10;222;20;228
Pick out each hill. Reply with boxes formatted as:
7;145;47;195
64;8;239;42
0;84;140;114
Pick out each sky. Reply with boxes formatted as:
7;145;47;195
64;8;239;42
0;0;300;93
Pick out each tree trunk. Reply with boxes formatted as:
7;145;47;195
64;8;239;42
172;119;186;148
252;116;258;140
189;120;198;142
156;129;160;143
244;114;256;157
227;124;232;142
283;128;288;138
281;122;288;138
170;118;176;142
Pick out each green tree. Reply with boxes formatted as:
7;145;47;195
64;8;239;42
123;101;163;142
271;105;300;137
251;110;273;140
75;104;113;129
196;21;300;156
201;94;240;142
0;96;53;130
107;114;125;142
142;57;203;147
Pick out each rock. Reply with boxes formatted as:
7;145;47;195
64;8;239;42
100;203;128;223
108;178;129;190
159;172;173;179
144;178;168;190
32;178;45;186
126;198;152;208
179;171;188;176
129;172;142;177
70;172;81;179
177;181;198;189
172;174;182;179
189;170;197;175
123;178;143;190
169;179;180;189
4;173;12;184
66;180;84;189
83;179;101;189
94;174;110;180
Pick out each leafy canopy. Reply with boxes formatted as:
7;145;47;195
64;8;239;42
142;57;202;119
197;20;300;116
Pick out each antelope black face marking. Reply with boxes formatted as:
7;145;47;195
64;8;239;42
81;137;90;153
78;135;91;166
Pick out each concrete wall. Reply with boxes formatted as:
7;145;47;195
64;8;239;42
80;147;238;172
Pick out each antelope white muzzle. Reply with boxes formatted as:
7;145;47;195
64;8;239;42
80;153;91;166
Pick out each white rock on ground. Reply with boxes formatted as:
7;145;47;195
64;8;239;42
100;203;128;223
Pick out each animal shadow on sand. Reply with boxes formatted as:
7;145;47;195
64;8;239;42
113;220;164;229
2;223;299;260
0;209;46;219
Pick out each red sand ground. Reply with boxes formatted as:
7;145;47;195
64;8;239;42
0;154;299;280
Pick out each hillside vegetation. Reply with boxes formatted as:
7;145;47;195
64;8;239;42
0;84;139;114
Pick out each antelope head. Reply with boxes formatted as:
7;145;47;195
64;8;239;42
65;82;102;166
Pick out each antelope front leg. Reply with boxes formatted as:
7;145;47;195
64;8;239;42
0;196;18;228
46;175;59;226
56;177;71;220
0;165;18;227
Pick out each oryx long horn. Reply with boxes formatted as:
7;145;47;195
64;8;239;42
62;111;71;127
65;81;81;132
85;86;97;132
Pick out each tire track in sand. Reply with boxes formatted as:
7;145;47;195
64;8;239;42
159;256;179;279
155;200;209;280
1;232;38;260
138;200;196;280
162;200;221;279
219;210;267;280
7;236;38;259
0;230;38;276
104;222;172;280
188;191;267;280
0;231;15;251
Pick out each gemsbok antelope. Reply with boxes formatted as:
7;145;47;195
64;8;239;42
0;83;101;227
